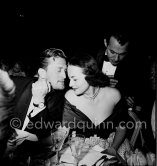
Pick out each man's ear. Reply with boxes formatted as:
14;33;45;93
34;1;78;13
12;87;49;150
38;68;47;79
104;39;107;47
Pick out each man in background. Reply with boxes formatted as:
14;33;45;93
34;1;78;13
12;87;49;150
96;31;149;112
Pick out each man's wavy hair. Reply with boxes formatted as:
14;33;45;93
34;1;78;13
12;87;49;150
40;48;67;69
105;31;130;46
68;51;109;87
96;31;131;70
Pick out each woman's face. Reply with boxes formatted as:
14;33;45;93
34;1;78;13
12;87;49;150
67;65;89;96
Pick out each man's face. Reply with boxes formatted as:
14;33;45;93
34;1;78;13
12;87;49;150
106;36;129;66
46;57;67;90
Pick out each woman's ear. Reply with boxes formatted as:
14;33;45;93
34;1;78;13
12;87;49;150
38;68;47;79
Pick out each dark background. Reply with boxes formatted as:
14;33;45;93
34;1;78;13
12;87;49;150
2;3;156;64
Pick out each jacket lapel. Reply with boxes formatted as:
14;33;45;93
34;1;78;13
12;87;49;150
14;83;32;129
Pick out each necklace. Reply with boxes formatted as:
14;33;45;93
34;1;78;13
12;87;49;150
84;87;100;100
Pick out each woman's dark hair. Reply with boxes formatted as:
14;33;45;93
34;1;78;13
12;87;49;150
68;51;109;87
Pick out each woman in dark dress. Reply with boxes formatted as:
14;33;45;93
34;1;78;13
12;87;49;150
62;52;129;156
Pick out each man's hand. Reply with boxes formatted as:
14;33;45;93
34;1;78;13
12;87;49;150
126;96;142;112
8;129;38;146
108;76;118;88
32;69;50;104
126;96;135;108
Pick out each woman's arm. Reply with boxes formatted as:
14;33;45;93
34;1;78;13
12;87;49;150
104;89;127;156
0;69;15;156
104;127;126;156
111;126;126;150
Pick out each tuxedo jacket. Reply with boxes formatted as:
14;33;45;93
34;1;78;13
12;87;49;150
96;49;149;107
12;76;65;140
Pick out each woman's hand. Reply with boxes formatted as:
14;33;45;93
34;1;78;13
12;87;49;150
103;147;117;156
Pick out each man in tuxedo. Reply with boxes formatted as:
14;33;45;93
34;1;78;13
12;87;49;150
96;31;149;112
5;48;67;166
96;31;153;151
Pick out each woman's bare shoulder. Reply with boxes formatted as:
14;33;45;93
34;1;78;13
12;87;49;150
65;89;74;98
105;86;120;95
65;89;77;104
101;87;121;102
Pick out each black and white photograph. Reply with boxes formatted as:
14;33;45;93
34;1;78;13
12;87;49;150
0;3;156;166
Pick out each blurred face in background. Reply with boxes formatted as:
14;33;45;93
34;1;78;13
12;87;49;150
13;63;22;73
105;36;129;66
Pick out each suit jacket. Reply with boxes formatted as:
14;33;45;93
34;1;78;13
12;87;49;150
12;76;65;141
96;49;149;107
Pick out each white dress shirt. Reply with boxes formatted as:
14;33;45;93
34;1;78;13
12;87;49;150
22;97;45;130
102;61;117;76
